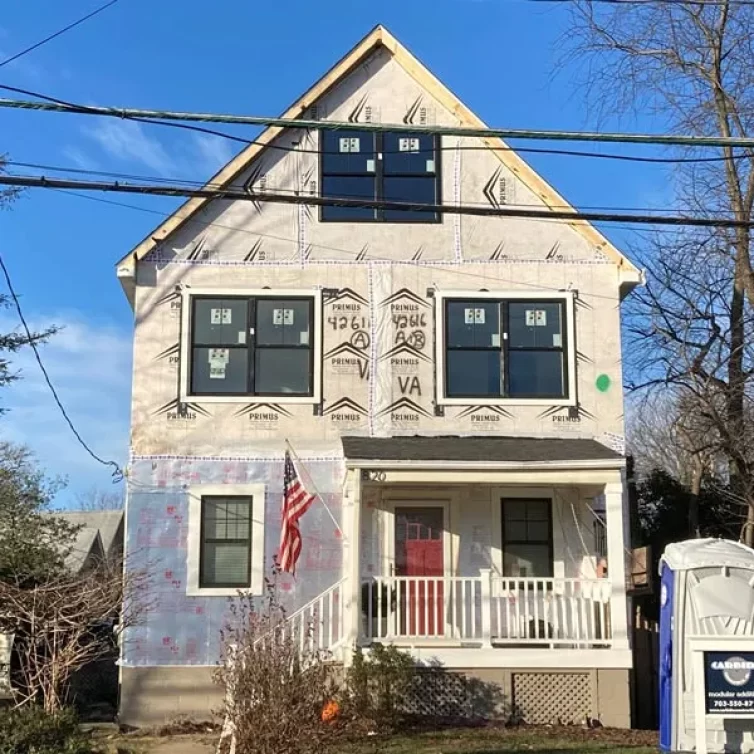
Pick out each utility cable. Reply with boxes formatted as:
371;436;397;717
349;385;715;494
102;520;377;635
0;1;119;68
6;158;733;214
0;86;743;165
1;172;752;229
0;252;123;481
3;85;754;149
50;188;645;303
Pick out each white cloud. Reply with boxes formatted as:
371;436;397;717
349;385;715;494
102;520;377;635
83;119;175;177
191;133;235;175
0;312;131;507
61;146;101;173
75;121;236;181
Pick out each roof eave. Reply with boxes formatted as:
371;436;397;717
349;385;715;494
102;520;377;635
117;255;136;309
345;458;625;471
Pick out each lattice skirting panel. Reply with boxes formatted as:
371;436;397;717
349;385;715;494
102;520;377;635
401;669;504;719
512;672;592;724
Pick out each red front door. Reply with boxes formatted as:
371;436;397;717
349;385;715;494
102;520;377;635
395;507;444;636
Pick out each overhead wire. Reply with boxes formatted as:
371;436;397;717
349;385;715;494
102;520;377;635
0;0;120;68
47;187;648;303
2;84;754;149
0;172;749;230
0;85;743;166
0;252;123;481
4;158;723;215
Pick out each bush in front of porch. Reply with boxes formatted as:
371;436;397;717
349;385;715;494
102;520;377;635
342;644;415;728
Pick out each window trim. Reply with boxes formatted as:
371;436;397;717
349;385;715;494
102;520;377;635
186;483;266;596
199;495;253;589
179;287;323;404
434;290;576;406
500;496;554;579
318;129;442;224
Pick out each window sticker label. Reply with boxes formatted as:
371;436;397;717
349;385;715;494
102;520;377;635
237;330;247;344
525;309;547;327
210;308;232;325
465;307;486;325
300;330;310;345
553;333;562;347
339;137;360;153
399;137;420;153
426;159;435;172
208;347;229;380
491;333;501;347
273;308;295;326
208;348;229;365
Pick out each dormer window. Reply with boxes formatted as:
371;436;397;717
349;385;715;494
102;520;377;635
320;129;440;223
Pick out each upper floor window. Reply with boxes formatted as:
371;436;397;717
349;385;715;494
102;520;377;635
435;292;575;405
185;292;320;402
320;129;440;223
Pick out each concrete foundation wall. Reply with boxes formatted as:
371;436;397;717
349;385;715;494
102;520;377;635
120;666;222;727
119;665;630;729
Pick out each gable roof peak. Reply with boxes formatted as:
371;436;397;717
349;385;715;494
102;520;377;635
115;25;641;304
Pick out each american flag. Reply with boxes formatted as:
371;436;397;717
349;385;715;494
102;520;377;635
278;451;316;574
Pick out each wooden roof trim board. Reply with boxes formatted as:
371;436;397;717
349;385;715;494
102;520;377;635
116;24;640;289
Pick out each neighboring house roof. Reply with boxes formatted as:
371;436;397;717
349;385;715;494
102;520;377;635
115;24;641;301
66;526;105;574
50;510;124;573
341;436;623;464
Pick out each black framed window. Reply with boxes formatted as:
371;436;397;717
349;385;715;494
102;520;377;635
502;498;553;578
444;298;567;399
200;496;252;588
320;129;440;222
190;296;314;397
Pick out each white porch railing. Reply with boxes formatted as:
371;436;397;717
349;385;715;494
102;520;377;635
491;577;612;647
256;577;347;653
361;573;612;647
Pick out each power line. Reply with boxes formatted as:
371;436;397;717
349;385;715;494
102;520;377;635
6;158;729;215
0;252;123;481
53;184;692;241
2;87;754;150
0;87;742;166
1;172;751;229
0;1;119;69
53;189;637;306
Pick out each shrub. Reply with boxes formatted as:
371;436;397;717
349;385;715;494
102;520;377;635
215;571;338;754
0;706;93;754
342;644;416;727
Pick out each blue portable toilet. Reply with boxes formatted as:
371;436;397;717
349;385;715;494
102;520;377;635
659;539;754;752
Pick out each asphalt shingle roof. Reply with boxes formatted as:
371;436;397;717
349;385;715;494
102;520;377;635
341;436;622;464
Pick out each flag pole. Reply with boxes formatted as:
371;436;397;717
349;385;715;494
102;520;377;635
284;438;345;539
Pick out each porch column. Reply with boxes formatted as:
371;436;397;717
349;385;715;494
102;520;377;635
344;467;362;657
604;478;630;651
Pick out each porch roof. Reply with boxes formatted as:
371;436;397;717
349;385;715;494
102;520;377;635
341;436;622;465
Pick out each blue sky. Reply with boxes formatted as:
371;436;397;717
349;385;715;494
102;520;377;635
0;0;669;506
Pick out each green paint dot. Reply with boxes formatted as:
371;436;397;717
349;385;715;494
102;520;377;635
596;374;611;392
